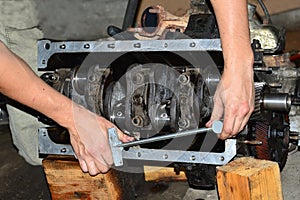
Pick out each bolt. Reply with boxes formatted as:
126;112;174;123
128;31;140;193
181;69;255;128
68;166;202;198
178;74;189;85
108;43;115;49
178;118;190;128
180;96;188;105
134;43;141;48
60;148;67;153
133;73;144;85
219;156;225;161
133;95;143;104
160;113;168;118
132;116;144;127
190;42;196;47
60;44;66;49
116;111;123;117
88;74;96;82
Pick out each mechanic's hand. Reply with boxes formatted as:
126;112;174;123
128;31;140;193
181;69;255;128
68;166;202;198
206;65;255;140
66;103;133;176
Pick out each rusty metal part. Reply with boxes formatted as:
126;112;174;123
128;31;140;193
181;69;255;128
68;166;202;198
128;5;190;39
254;120;270;160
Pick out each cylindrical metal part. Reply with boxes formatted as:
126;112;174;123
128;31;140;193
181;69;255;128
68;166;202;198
261;93;291;112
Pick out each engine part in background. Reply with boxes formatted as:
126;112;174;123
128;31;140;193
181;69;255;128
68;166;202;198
128;5;190;39
261;93;291;112
248;4;285;53
252;115;290;170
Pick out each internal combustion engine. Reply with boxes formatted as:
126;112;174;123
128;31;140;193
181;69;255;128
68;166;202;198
37;0;300;189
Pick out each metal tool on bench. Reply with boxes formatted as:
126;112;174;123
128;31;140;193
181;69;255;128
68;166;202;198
109;121;237;167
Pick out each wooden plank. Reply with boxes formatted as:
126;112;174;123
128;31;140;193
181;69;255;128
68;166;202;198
42;156;137;200
216;157;283;200
144;166;187;182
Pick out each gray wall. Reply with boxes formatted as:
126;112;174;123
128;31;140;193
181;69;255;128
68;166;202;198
36;0;127;40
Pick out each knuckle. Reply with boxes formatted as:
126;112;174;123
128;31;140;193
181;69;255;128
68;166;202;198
228;104;238;113
223;126;232;135
240;105;250;115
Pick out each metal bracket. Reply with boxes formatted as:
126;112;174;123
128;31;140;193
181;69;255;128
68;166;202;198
108;128;237;167
38;128;75;155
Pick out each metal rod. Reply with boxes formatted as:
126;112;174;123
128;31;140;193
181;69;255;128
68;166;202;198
237;140;263;145
116;121;223;148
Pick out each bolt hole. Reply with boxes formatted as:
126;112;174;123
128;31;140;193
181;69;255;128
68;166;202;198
44;43;50;50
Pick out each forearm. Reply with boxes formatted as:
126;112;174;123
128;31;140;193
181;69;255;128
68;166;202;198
207;0;255;138
211;0;254;68
0;42;72;128
0;41;133;175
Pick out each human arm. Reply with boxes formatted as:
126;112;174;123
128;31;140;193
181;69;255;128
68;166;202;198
206;0;255;139
0;41;132;175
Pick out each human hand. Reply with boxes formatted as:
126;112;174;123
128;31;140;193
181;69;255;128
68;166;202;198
66;103;133;175
206;65;255;140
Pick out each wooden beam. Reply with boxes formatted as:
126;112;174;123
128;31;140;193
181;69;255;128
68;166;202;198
43;156;137;200
216;157;283;200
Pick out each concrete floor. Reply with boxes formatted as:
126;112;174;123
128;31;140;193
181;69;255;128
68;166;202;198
0;1;300;199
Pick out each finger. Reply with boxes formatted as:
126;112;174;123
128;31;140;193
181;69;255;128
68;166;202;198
78;159;88;173
234;102;252;133
101;148;114;167
206;95;224;128
115;127;134;142
94;156;111;173
219;105;237;140
239;111;252;133
86;160;100;176
95;143;114;167
232;114;244;136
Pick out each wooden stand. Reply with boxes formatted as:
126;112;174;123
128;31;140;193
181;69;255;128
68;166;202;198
216;157;283;200
43;156;137;200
